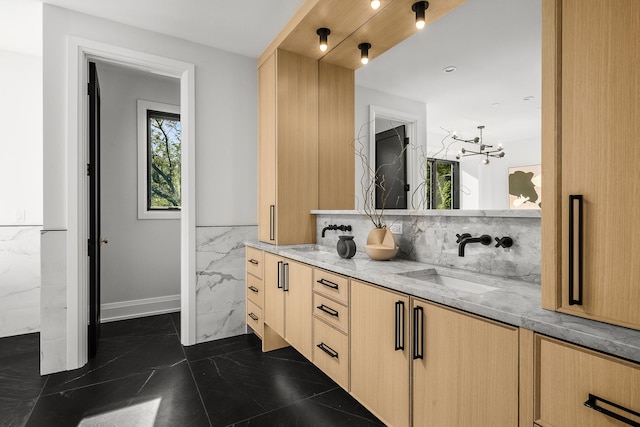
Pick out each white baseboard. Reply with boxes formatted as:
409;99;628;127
100;294;180;323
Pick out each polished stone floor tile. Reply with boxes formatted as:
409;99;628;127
0;333;40;358
191;346;336;427
42;333;185;395
184;333;260;362
100;313;177;339
27;360;209;427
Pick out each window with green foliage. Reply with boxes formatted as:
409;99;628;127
147;110;181;210
426;159;460;209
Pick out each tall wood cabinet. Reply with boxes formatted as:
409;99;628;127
542;0;640;330
258;49;319;245
350;279;410;427
412;298;519;426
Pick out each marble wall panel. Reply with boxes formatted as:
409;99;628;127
316;212;541;283
195;226;257;343
0;226;41;338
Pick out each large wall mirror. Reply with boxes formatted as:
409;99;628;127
354;0;541;210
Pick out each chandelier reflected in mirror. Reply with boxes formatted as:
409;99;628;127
454;125;505;165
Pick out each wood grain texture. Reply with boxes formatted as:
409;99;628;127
258;54;277;243
313;292;348;333
350;280;410;427
534;335;640;426
412;299;519;427
245;247;264;280
284;260;313;361
264;253;285;337
313;268;350;305
519;328;535;427
313;316;349;390
275;49;319;245
246;273;263;307
246;299;263;338
540;0;562;311
318;61;355;209
557;0;640;328
321;0;466;70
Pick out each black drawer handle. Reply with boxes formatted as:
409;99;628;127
248;259;259;265
248;312;258;321
584;393;640;426
277;261;283;289
316;278;339;290
317;304;339;317
248;285;259;293
269;205;275;241
316;342;339;359
413;306;424;360
283;263;289;292
568;195;584;306
395;300;405;351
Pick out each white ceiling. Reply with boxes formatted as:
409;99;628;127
0;0;540;148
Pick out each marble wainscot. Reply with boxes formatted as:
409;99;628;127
196;226;257;343
313;210;541;283
0;226;41;338
246;240;640;364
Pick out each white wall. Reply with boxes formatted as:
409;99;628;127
0;50;43;226
96;62;180;314
354;86;427;209
41;5;258;373
0;49;42;337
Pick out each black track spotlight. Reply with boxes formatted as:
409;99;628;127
358;42;371;65
412;1;429;29
317;27;330;52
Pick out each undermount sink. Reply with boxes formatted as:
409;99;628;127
397;269;498;294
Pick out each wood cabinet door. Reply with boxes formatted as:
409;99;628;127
544;0;640;329
258;53;276;243
284;260;312;360
412;299;519;427
350;280;410;427
535;335;640;427
263;253;285;336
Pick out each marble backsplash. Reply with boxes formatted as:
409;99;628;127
196;225;257;343
314;210;541;283
0;226;41;338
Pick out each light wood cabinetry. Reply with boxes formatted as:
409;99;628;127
312;268;350;390
350;279;410;427
258;49;318;245
534;335;640;426
412;298;519;427
245;248;265;339
263;252;313;360
542;0;640;330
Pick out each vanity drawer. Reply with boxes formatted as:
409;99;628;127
313;317;349;390
246;299;263;338
535;335;640;427
313;269;349;305
313;293;348;333
246;273;263;307
246;247;263;279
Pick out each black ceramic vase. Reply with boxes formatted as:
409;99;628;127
336;235;356;259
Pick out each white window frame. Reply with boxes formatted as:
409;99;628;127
137;99;181;219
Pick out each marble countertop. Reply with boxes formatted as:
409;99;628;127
246;241;640;364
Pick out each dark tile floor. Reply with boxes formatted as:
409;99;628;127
0;313;383;427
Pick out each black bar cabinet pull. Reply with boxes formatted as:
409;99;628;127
413;306;424;360
248;285;259;293
395;300;405;351
269;205;275;241
248;313;258;321
283;263;289;292
317;304;339;317
568;195;584;305
316;279;339;290
277;261;283;289
316;342;339;359
248;259;259;265
584;393;640;427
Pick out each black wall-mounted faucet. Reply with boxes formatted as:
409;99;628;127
321;224;352;238
456;233;492;257
495;236;513;248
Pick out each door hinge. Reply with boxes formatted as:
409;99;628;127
404;184;410;192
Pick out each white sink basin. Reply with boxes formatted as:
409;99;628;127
397;269;498;294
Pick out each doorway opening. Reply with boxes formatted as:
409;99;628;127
66;37;196;370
